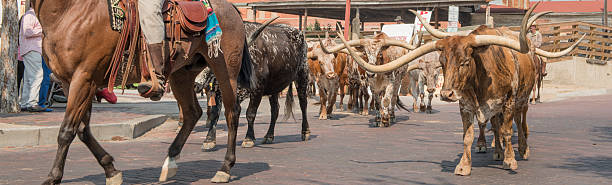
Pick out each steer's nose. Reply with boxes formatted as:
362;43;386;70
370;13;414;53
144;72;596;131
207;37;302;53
440;90;457;102
427;88;435;93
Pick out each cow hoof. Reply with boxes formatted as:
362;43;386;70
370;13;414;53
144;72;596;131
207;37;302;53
159;156;178;182
493;152;503;161
106;171;123;185
476;145;487;153
454;164;471;176
519;147;530;160
211;171;230;183
241;139;255;148
202;141;216;151
318;114;328;120
262;136;274;144
503;159;518;170
301;133;310;141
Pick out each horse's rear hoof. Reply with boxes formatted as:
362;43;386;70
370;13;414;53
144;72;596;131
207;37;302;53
241;139;255;148
159;156;178;182
262;136;274;144
211;171;230;183
202;141;216;151
301;133;310;141
106;171;123;185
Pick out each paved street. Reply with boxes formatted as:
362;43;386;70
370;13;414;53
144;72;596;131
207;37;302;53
0;93;611;185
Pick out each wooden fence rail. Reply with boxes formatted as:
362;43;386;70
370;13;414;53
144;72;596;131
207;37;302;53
527;21;612;62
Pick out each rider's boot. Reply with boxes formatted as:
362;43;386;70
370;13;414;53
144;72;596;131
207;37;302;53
138;42;169;101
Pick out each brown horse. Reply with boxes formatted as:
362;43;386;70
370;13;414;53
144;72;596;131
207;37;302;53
35;0;253;183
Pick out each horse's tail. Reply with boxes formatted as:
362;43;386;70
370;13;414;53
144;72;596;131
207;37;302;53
283;83;296;121
238;40;255;88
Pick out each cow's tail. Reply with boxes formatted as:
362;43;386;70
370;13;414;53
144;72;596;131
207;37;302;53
238;40;256;88
283;83;296;121
396;97;410;111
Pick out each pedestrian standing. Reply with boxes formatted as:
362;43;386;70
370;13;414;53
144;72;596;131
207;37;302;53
19;4;47;112
38;58;53;111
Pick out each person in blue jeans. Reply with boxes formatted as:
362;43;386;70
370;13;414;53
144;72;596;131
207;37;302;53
37;58;53;112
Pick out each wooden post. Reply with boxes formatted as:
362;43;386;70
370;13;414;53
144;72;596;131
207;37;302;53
299;14;303;32
344;0;351;40
485;4;491;27
605;0;609;27
252;8;257;22
304;8;309;31
434;7;439;29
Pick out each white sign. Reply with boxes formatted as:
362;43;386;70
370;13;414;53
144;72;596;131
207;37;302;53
448;5;459;32
381;24;415;43
413;10;432;32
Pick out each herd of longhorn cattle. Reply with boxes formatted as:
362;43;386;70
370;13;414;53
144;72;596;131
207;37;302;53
188;3;585;179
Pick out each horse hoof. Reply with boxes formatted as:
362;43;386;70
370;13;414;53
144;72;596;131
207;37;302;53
159;156;178;182
241;139;255;148
262;137;274;144
519;146;530;160
202;141;216;151
476;146;487;153
301;133;310;141
211;171;230;183
493;152;503;161
454;164;472;176
503;159;518;170
106;171;123;185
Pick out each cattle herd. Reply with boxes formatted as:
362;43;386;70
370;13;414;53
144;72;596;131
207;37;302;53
35;0;585;183
193;2;584;179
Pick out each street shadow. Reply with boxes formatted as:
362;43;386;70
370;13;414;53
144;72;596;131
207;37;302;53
252;134;319;146
62;160;270;184
549;156;612;179
591;126;612;142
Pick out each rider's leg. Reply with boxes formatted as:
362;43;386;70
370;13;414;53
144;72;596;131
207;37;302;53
138;0;168;100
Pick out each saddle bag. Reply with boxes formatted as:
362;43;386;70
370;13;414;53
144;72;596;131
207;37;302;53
176;1;208;32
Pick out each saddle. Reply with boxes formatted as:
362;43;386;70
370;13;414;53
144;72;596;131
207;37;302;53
106;0;210;92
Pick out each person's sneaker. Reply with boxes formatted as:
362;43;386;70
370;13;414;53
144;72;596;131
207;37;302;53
26;105;47;112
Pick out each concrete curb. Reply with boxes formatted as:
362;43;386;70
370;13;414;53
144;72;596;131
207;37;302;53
0;115;168;148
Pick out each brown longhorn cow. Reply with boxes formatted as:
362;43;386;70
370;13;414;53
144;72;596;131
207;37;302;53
33;0;268;183
307;38;343;120
319;32;414;127
338;3;583;175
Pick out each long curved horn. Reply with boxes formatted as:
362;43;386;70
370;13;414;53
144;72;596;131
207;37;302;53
247;16;280;46
382;39;417;50
519;2;540;53
472;34;586;58
318;38;363;54
338;31;439;73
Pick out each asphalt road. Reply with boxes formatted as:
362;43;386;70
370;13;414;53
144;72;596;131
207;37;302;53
0;94;610;185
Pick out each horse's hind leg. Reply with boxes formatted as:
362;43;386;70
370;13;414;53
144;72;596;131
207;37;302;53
159;69;202;182
44;76;121;184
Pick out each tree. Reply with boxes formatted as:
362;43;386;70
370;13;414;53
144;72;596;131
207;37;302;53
314;20;321;31
0;0;20;113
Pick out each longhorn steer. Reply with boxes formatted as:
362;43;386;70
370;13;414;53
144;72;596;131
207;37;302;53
197;22;310;150
307;38;343;120
407;51;441;113
338;3;583;175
